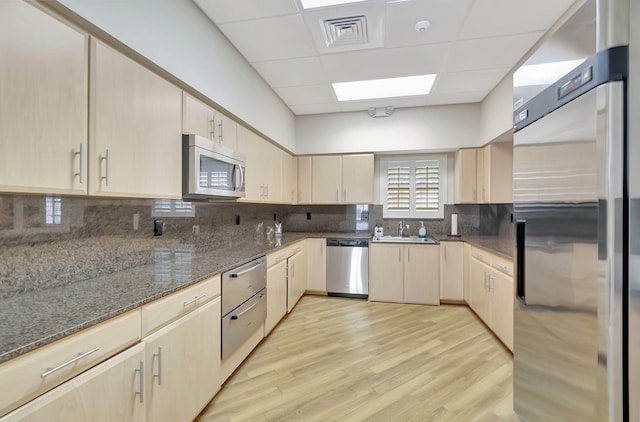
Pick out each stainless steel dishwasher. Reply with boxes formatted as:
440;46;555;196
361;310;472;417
326;237;369;299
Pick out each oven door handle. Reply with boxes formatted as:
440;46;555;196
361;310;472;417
230;292;265;320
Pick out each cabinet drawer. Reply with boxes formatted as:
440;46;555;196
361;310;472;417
141;274;221;337
491;254;514;277
0;310;140;417
266;241;304;268
470;246;491;265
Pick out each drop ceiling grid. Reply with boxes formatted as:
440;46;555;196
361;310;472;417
193;0;579;115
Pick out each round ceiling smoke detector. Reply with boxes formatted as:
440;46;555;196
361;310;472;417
414;20;430;32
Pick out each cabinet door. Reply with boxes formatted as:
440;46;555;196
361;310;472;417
306;238;327;293
287;247;307;312
297;156;312;203
470;257;492;325
1;343;145;422
0;1;88;195
369;244;404;303
312;156;342;203
454;149;477;203
215;112;238;151
488;141;513;203
476;146;490;203
144;298;221;422
282;152;298;204
440;242;464;301
182;93;215;140
266;259;287;335
342;154;374;203
264;141;282;202
404;245;440;305
463;243;472;304
490;270;514;351
236;127;265;202
90;40;182;198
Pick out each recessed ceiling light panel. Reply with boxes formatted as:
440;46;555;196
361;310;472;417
332;75;437;101
301;0;367;9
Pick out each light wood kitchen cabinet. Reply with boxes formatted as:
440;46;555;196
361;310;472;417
237;127;282;203
182;92;215;141
477;142;513;204
311;154;374;204
342;154;374;203
440;241;464;302
369;244;404;303
463;243;472;304
143;297;221;422
0;343;146;422
297;156;312;203
0;1;88;195
454;149;477;203
266;258;288;336
0;310;140;417
312;155;342;203
305;238;327;293
469;246;514;351
282;152;298;204
369;243;439;305
89;40;182;198
476;146;490;203
214;111;238;151
287;246;307;312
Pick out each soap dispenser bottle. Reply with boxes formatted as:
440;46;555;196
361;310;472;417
418;221;427;238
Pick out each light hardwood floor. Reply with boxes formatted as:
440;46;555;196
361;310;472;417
197;296;518;422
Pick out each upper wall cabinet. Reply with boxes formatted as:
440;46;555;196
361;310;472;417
89;40;183;198
182;93;237;151
236;126;283;203
454;141;513;204
0;1;88;195
297;157;312;204
281;152;297;204
310;154;374;204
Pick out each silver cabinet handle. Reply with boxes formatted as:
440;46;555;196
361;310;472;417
275;255;285;261
183;294;206;308
444;246;447;261
265;184;269;199
320;243;323;257
398;248;401;262
74;143;84;184
135;360;144;403
489;274;495;291
493;263;508;271
153;347;162;385
209;118;215;139
101;149;110;186
473;253;484;260
218;121;223;143
41;347;100;378
483;272;488;289
230;259;265;278
407;248;411;262
343;189;346;202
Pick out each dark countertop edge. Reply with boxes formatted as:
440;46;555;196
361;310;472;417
0;231;510;364
435;235;514;260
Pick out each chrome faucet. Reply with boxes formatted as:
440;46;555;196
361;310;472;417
398;221;409;237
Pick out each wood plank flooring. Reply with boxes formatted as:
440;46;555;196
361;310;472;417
197;296;518;422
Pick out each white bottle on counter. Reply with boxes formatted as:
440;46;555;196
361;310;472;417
418;221;426;238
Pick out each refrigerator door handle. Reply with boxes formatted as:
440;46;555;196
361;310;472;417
516;220;526;303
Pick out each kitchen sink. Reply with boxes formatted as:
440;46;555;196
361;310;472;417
372;236;438;244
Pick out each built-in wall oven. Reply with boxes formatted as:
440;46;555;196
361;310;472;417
221;257;266;360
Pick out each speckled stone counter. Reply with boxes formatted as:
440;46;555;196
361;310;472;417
1;232;347;364
436;235;514;259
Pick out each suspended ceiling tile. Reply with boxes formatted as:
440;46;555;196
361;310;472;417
253;57;328;88
443;32;543;73
290;102;342;115
193;0;300;24
384;0;473;48
218;14;316;62
275;84;336;105
321;43;450;82
459;0;576;39
434;68;510;94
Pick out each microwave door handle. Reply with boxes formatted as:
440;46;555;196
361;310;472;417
236;164;245;192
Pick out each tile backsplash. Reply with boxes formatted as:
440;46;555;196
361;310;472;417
0;194;512;299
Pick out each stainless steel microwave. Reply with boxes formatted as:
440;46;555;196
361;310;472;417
182;134;245;200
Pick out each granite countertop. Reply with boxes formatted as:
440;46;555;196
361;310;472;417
0;231;509;364
436;235;514;259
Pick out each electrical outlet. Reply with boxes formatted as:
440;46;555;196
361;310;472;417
133;213;140;231
154;219;163;236
307;212;311;220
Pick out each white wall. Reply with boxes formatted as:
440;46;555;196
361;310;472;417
479;70;515;145
56;0;297;152
295;103;481;155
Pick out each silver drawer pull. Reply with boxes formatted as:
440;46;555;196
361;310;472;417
183;294;206;308
153;347;162;385
230;259;265;278
41;347;100;378
230;293;265;320
493;263;508;271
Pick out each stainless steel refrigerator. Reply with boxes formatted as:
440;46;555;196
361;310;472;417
512;0;634;420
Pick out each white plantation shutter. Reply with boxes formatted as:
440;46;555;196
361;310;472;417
387;164;410;210
380;155;447;219
152;200;195;217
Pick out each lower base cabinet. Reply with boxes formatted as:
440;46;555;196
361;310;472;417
287;245;307;313
142;298;221;422
0;343;146;422
305;238;326;293
440;241;464;302
265;259;287;336
369;243;440;305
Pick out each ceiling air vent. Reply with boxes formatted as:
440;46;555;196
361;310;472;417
321;15;368;48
